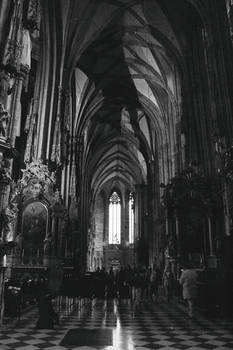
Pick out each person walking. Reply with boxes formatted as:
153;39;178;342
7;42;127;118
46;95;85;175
179;263;198;318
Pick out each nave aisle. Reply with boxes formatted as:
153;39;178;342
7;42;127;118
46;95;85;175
0;298;233;350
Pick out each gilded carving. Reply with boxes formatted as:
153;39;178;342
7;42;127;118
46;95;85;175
20;159;55;198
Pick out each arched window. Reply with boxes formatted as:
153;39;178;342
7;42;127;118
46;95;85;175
109;191;121;244
129;192;135;244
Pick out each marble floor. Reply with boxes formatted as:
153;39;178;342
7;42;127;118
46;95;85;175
0;297;233;350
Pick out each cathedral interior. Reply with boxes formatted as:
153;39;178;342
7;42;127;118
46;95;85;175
0;0;233;349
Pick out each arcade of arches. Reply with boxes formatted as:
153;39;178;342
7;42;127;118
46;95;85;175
0;0;233;317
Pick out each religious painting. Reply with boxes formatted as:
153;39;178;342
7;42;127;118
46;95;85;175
22;201;48;262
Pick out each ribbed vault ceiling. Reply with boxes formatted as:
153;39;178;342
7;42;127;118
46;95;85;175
52;0;195;198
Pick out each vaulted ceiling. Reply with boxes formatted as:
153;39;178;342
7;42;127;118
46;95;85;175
44;0;201;200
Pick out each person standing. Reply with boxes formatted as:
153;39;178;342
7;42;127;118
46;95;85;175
150;266;160;302
179;263;198;317
162;263;174;302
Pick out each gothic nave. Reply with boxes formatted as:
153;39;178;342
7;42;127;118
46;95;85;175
0;0;233;349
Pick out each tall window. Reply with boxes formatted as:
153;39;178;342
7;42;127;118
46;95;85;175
109;191;121;244
129;192;135;243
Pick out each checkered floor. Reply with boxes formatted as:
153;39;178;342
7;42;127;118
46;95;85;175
0;297;233;349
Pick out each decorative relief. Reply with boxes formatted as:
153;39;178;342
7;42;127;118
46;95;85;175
21;159;55;186
0;201;18;242
161;162;218;209
0;156;11;182
0;68;15;140
19;159;55;201
3;0;40;73
23;0;41;33
2;0;23;73
0;157;68;266
0;106;9;140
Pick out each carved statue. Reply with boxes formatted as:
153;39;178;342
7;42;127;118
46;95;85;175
0;105;9;138
0;69;14;109
21;159;55;189
14;233;23;255
54;189;62;204
69;196;78;220
69;196;78;232
20;28;32;69
0;156;11;180
1;202;18;242
29;178;43;199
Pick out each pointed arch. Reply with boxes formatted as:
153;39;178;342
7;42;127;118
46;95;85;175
108;190;121;244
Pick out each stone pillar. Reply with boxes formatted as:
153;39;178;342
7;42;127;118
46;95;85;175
222;179;231;236
165;209;169;236
0;179;10;214
0;267;6;325
174;209;180;281
207;214;214;257
9;71;26;144
175;210;180;258
0;1;11;44
206;210;218;268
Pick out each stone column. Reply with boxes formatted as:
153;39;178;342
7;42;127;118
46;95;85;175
207;211;218;268
0;179;10;214
165;208;169;236
207;214;214;257
9;70;26;144
0;267;6;325
0;1;11;44
174;210;180;258
222;179;231;236
174;209;180;281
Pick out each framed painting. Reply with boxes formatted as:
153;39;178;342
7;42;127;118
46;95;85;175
22;201;48;256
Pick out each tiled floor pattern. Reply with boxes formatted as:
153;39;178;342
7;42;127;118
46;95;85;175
0;298;233;350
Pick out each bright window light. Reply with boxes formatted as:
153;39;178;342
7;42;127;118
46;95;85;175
109;192;121;244
129;192;135;243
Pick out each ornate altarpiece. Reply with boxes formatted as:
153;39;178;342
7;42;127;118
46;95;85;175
162;164;222;269
1;160;67;288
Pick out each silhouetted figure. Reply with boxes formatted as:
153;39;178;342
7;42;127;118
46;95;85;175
36;293;59;329
150;266;160;302
162;263;174;302
107;268;117;298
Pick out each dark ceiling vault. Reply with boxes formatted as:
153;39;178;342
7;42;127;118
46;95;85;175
45;0;201;200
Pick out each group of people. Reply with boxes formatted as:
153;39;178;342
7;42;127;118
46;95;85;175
89;262;199;318
90;265;163;302
4;262;200;327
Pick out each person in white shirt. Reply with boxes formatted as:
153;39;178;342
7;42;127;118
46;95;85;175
179;263;198;317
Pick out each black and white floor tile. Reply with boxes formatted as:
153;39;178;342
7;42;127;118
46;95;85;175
0;298;232;349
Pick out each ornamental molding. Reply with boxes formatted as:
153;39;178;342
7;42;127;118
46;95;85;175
20;159;55;188
161;164;220;210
